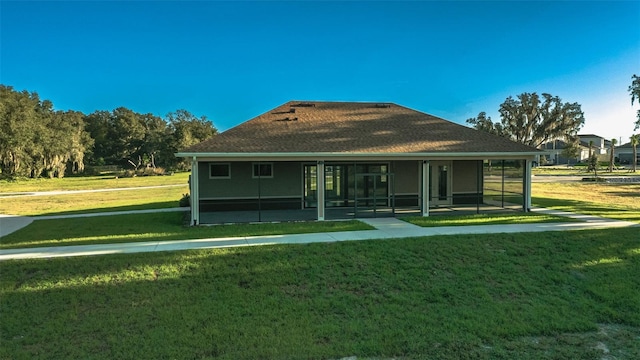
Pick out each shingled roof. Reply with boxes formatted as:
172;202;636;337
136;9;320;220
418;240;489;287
180;101;539;155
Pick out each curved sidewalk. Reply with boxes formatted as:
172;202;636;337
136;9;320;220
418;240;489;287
1;208;637;261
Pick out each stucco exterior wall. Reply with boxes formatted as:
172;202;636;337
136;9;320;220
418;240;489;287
198;161;302;199
392;160;419;194
452;160;482;204
452;160;480;193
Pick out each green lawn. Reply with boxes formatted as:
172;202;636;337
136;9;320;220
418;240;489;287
531;182;640;223
1;229;638;359
1;177;639;359
0;172;190;193
0;212;373;249
0;186;188;216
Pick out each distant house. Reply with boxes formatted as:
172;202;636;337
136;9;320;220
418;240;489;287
617;142;639;165
539;134;612;165
176;101;540;225
577;134;610;153
539;139;588;165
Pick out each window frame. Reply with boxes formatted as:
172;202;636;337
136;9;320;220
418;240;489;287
209;163;231;179
252;162;274;179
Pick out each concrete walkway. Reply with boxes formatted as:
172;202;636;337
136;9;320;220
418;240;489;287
0;208;637;261
0;215;34;238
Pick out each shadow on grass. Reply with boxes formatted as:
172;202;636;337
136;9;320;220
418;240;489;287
32;201;182;217
1;229;639;359
604;191;640;198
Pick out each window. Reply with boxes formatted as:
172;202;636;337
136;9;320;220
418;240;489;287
209;163;230;179
252;163;273;178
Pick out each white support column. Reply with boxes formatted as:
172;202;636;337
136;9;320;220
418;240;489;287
421;160;430;217
317;161;325;221
190;157;200;225
524;159;532;212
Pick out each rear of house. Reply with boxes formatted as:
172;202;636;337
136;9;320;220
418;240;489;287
177;101;539;224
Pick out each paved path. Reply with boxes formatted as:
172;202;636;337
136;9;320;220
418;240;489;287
0;208;637;261
0;215;34;238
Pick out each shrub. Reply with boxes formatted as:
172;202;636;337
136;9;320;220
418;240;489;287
179;193;190;207
142;167;166;176
120;170;137;178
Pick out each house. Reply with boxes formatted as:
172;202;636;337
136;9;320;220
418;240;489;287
539;139;589;165
578;134;612;161
176;101;540;225
617;142;639;165
539;134;612;165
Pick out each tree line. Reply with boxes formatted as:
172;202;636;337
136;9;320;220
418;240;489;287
0;85;217;179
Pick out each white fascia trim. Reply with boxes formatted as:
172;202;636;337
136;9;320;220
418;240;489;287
175;152;539;160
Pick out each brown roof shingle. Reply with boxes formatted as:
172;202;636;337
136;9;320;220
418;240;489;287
181;101;538;154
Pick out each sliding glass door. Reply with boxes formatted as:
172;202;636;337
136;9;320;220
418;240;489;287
303;163;389;208
429;161;452;206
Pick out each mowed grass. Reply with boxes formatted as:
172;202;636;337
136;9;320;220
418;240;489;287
0;212;373;249
1;229;639;359
0;186;189;216
0;172;190;193
404;212;574;227
531;183;640;223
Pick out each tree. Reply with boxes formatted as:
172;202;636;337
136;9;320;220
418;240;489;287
560;139;580;165
85;108;167;169
631;134;639;172
467;92;585;148
500;93;585;147
630;74;640;130
84;111;113;165
162;110;217;170
588;152;599;178
64;110;93;174
0;85;91;178
608;138;617;172
465;112;505;136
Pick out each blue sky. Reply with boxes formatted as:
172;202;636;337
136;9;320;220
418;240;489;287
2;1;639;141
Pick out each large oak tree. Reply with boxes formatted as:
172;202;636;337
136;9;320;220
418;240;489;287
0;85;93;178
467;92;585;148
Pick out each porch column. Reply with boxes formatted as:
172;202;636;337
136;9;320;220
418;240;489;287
190;156;200;225
317;161;325;221
421;160;430;217
523;159;532;212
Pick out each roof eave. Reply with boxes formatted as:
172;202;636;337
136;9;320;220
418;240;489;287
175;151;540;160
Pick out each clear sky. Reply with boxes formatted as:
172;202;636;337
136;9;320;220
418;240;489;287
2;1;639;142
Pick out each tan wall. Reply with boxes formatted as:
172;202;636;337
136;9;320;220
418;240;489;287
197;159;479;199
452;160;480;193
392;160;419;194
199;161;302;199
